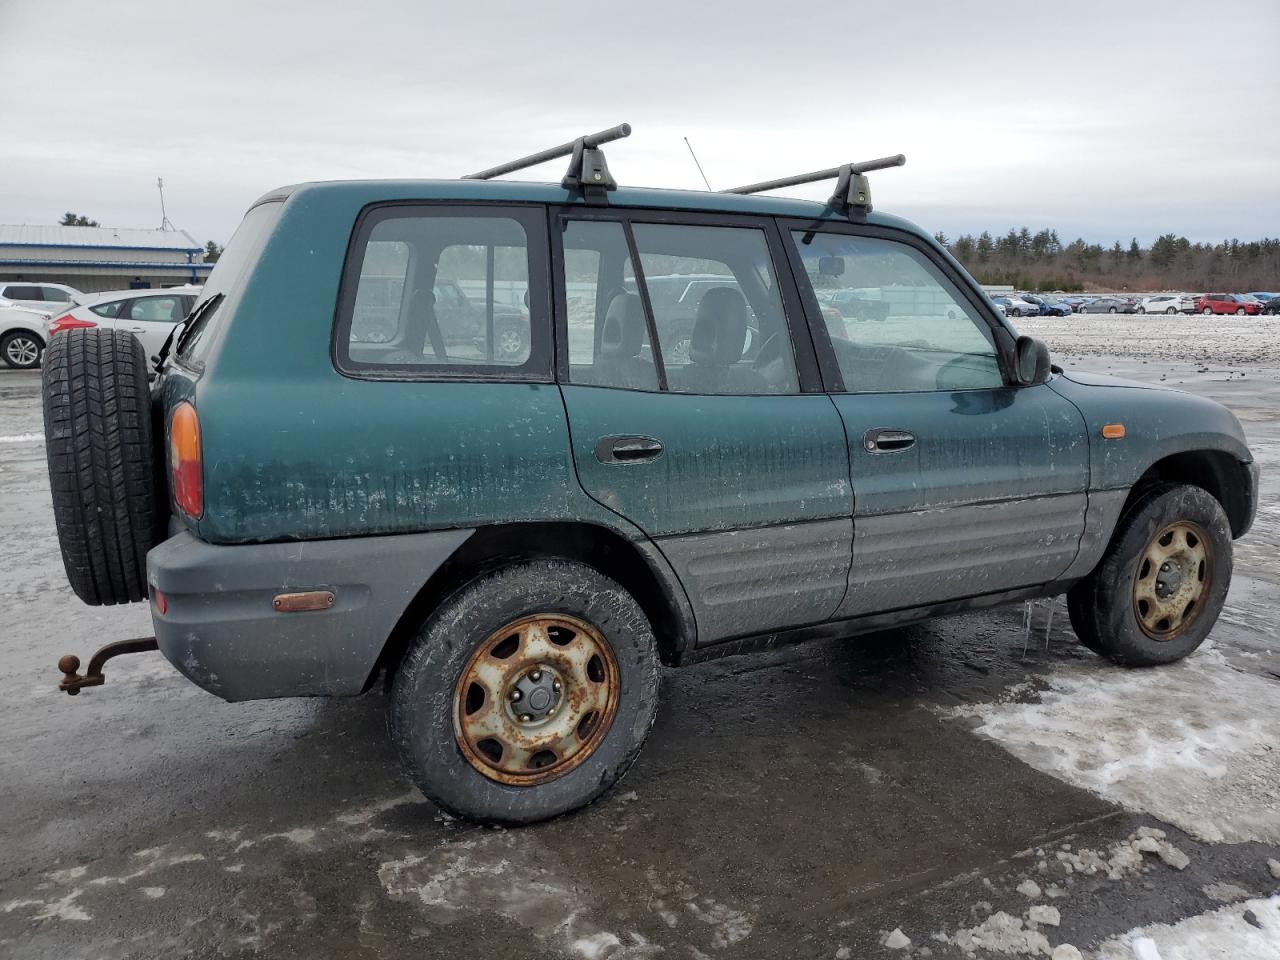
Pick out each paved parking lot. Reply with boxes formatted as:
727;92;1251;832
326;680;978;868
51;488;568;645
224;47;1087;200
2;317;1279;958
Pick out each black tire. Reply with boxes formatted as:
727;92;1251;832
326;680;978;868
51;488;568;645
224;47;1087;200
1;330;43;369
1067;484;1231;666
1109;307;1118;313
1235;308;1246;316
495;323;528;361
1137;307;1146;314
41;329;162;605
1166;307;1177;314
390;559;660;825
1202;307;1213;315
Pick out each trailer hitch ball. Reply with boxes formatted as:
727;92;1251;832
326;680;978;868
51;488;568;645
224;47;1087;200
56;638;159;695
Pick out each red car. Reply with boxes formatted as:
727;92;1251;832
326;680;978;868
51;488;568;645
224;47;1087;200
1198;294;1261;316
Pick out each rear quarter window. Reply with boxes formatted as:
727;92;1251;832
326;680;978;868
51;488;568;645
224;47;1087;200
334;204;551;380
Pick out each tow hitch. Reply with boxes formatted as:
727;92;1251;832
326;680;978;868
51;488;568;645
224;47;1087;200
57;637;160;695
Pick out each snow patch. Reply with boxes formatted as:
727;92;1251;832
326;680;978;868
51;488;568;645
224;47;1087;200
1094;895;1280;959
948;647;1280;843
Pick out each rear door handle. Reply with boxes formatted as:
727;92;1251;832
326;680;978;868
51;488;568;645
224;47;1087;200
595;435;664;464
863;428;915;453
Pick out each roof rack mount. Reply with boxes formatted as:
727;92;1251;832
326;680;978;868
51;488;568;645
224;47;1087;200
723;153;906;219
462;123;632;203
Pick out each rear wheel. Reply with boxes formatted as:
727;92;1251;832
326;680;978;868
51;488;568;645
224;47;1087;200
1068;484;1231;666
1166;307;1177;314
1137;307;1146;314
1108;307;1118;313
41;329;163;605
1;330;42;369
1235;308;1246;316
390;559;660;825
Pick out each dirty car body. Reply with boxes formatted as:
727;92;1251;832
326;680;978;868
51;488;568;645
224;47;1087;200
43;132;1258;824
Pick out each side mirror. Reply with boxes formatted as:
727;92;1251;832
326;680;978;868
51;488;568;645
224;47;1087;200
1014;335;1051;385
817;256;845;277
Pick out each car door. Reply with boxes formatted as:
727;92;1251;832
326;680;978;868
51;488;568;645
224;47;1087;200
116;293;185;359
781;221;1090;616
554;210;853;645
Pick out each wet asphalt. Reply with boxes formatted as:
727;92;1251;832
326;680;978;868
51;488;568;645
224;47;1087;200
1;348;1278;959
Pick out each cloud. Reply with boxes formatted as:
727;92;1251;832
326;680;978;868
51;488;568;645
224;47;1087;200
1;0;1276;244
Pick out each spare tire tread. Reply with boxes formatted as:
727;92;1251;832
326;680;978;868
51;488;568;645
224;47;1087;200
42;329;160;605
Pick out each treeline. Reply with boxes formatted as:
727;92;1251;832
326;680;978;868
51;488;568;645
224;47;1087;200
933;228;1280;293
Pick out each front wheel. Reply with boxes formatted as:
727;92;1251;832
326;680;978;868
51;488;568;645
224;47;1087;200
1068;484;1231;666
1;331;42;369
1166;307;1177;314
390;559;660;825
1108;307;1118;313
1235;308;1246;316
1202;307;1213;315
1137;307;1146;314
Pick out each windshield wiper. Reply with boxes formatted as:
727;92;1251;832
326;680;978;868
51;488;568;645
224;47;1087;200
154;293;223;373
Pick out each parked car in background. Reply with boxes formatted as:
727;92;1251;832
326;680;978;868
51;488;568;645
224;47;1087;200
47;287;199;361
1078;297;1131;314
1197;294;1261;316
1001;295;1040;317
988;297;1007;317
0;282;84;313
1247;292;1277;303
1022;295;1073;317
1138;294;1196;314
0;301;52;369
1263;298;1280;315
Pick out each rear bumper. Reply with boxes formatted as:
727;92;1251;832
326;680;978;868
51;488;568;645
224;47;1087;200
146;528;473;702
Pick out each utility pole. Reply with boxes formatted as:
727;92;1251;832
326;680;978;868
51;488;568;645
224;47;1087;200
157;177;174;231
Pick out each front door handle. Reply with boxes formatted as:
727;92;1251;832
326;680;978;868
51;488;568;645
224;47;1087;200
863;428;915;453
595;435;664;464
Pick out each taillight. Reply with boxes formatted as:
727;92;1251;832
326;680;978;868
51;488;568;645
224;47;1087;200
169;402;203;519
49;314;96;334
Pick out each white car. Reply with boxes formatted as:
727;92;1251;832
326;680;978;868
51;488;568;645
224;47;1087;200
1138;294;1195;315
1;302;53;369
47;286;199;363
0;281;84;313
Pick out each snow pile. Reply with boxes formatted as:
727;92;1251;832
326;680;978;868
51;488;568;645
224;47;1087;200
948;648;1280;843
935;910;1053;956
1094;895;1280;959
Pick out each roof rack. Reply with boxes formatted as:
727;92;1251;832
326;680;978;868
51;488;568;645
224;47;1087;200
462;123;632;204
723;154;906;220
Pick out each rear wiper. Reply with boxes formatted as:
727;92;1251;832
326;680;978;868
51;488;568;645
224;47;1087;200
153;293;223;372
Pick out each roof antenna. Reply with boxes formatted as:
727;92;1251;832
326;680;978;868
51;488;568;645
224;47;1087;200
157;177;174;231
683;137;712;191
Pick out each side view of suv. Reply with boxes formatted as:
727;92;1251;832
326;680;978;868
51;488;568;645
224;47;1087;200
42;127;1258;825
1198;293;1261;316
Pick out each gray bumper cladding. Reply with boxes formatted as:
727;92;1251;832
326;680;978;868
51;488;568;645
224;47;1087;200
146;528;473;702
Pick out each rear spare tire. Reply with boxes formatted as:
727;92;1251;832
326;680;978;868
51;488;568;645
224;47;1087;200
41;329;163;605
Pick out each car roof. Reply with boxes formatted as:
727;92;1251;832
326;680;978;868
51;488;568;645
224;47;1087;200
253;179;928;235
80;286;200;306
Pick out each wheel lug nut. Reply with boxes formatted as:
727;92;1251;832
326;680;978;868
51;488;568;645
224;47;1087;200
530;670;542;682
552;680;561;692
510;689;521;701
519;714;532;723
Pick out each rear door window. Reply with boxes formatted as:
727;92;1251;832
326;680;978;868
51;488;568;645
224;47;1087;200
336;205;550;379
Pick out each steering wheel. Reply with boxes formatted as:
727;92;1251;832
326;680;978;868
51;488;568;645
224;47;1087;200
753;332;784;371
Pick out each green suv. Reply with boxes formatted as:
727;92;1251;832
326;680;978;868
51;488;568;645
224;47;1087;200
41;127;1258;824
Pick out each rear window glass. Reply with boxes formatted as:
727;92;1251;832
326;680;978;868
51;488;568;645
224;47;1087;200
90;300;124;318
177;200;282;365
335;205;549;379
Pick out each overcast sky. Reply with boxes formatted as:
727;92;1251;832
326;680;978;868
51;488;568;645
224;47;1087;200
2;0;1276;247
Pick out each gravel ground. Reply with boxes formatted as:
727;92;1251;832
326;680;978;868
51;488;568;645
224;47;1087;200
1;317;1278;959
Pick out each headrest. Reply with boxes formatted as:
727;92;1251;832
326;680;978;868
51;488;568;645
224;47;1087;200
689;287;748;366
601;292;646;358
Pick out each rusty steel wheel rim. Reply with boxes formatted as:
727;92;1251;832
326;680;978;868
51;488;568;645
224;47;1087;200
1132;520;1213;641
453;614;620;786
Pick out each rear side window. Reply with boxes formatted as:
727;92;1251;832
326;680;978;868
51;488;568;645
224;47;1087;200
177;200;282;366
336;205;549;379
90;300;124;318
4;285;42;300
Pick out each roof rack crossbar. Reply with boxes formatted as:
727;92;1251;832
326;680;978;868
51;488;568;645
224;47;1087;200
723;153;905;220
462;123;632;183
722;154;905;196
